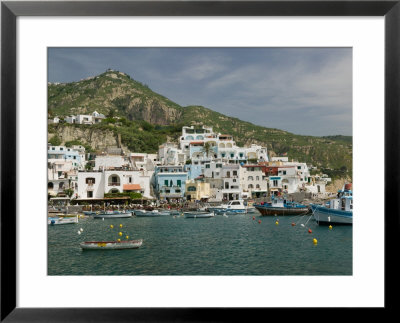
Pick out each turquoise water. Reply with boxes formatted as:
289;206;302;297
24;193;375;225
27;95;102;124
48;212;352;275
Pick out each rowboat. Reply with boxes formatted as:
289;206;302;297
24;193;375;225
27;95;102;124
93;210;132;219
184;211;215;218
48;215;79;225
80;239;143;250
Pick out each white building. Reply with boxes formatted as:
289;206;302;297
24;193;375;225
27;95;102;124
77;169;154;200
65;111;105;125
158;143;186;165
177;125;269;165
130;153;159;171
240;165;268;198
94;155;132;171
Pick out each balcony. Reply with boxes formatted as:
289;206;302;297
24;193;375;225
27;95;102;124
108;182;121;186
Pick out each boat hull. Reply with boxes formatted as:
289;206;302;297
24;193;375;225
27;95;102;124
80;239;143;250
48;217;78;225
93;212;132;219
184;212;215;218
255;206;310;216
311;205;352;225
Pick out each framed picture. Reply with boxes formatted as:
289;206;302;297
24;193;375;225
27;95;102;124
1;0;398;321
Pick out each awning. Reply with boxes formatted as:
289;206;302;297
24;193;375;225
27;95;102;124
123;184;141;191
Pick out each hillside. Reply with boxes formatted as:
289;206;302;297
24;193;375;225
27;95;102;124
48;70;352;178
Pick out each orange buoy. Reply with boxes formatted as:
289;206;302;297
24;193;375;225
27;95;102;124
253;216;255;220
308;229;312;234
258;220;261;224
291;222;296;226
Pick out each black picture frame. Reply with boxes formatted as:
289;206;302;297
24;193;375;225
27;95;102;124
1;0;398;321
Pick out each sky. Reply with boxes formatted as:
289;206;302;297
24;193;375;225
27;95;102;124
48;47;352;136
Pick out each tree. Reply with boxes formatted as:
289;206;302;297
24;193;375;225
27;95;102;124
107;108;116;119
202;142;213;158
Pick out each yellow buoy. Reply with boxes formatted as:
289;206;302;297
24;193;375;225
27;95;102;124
120;224;123;228
313;238;318;245
110;225;114;229
126;236;129;239
275;221;279;225
329;225;332;230
117;239;121;242
119;232;123;236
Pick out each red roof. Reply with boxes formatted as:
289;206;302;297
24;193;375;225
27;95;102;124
123;184;141;191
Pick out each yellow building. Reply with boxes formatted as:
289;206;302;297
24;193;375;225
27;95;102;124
185;180;211;201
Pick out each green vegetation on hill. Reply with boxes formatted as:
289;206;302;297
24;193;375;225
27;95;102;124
48;69;352;178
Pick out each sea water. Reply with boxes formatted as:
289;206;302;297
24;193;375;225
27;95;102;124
48;212;352;275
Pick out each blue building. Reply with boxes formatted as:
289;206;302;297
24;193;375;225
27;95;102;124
47;145;83;169
155;166;188;201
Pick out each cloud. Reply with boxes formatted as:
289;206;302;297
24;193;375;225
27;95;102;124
48;47;352;136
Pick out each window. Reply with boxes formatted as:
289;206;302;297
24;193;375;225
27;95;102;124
165;189;170;193
188;186;196;191
273;180;278;187
175;189;181;193
48;182;53;189
60;148;63;151
87;191;93;198
283;171;286;175
256;184;260;189
164;180;169;186
170;180;173;187
233;171;237;176
233;179;236;182
177;180;181;187
205;164;210;169
248;184;254;189
248;176;253;181
298;166;301;170
216;164;222;168
128;177;132;183
86;178;95;184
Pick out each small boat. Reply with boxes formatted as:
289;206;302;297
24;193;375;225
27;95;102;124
213;200;255;214
254;198;310;216
184;211;215;218
80;239;143;250
93;210;132;219
48;215;79;225
83;211;97;216
134;209;165;217
207;203;229;214
311;184;353;225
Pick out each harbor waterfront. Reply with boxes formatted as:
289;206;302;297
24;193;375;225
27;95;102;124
48;211;352;275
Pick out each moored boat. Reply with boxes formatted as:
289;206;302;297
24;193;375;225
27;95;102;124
311;184;353;225
210;200;257;214
93;210;132;219
184;211;215;218
48;215;79;225
254;198;310;216
80;239;143;250
134;209;166;217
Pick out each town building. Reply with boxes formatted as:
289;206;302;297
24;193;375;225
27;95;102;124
154;165;188;202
